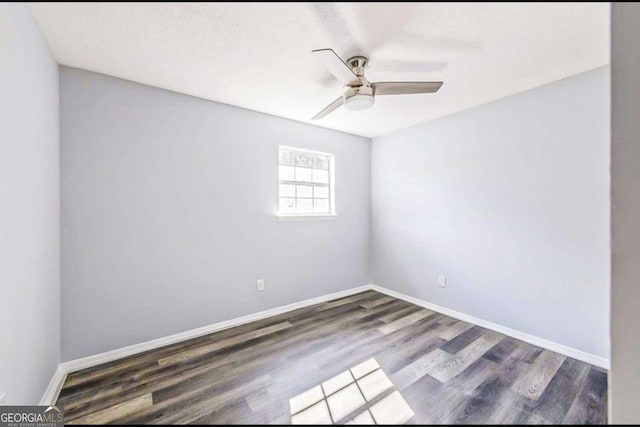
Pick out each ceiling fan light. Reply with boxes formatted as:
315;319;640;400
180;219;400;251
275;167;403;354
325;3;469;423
344;93;374;111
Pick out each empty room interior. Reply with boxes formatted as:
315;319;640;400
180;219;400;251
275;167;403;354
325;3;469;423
2;2;640;425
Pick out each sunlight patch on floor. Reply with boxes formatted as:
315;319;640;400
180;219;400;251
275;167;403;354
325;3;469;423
289;358;415;424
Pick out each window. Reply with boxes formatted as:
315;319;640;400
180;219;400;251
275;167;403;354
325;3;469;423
279;146;335;216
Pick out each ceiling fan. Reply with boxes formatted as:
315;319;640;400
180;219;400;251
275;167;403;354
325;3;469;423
311;48;443;120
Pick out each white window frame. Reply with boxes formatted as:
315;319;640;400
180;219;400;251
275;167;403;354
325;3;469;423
277;145;336;220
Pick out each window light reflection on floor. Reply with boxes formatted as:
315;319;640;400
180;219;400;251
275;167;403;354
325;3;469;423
289;358;415;425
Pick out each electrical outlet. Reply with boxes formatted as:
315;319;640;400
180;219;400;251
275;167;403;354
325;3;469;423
438;275;447;288
0;392;6;405
256;279;265;292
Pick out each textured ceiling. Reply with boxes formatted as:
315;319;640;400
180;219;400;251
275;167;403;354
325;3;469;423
29;2;609;137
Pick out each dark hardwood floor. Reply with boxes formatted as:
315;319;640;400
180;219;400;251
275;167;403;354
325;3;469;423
56;291;607;424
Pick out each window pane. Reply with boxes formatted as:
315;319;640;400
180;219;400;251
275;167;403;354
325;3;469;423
312;168;329;184
295;167;312;182
312;156;330;170
279;165;295;181
296;185;313;198
279;149;294;166
314;186;329;199
279;184;295;197
297;198;313;213
294;151;313;168
314;199;330;213
279;197;296;213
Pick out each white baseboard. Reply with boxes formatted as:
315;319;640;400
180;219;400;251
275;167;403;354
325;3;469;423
40;365;67;406
369;284;610;369
41;282;608;404
41;285;371;404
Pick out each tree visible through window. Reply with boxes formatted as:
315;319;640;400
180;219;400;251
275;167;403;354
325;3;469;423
279;146;334;215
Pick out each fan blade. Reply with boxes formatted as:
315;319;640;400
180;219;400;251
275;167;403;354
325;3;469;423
373;81;443;96
373;60;448;73
312;96;344;120
312;48;360;85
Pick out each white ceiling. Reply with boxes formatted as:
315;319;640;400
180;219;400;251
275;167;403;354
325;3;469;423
29;2;609;138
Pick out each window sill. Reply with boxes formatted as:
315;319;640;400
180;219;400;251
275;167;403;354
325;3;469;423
277;214;337;221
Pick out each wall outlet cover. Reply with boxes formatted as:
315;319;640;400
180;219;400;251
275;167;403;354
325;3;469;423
438;276;447;288
257;279;265;291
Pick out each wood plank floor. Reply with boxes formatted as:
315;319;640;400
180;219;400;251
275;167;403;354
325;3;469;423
56;291;607;424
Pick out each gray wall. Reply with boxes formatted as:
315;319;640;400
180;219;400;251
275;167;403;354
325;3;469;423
611;3;640;423
0;4;60;404
371;67;610;359
60;67;370;361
